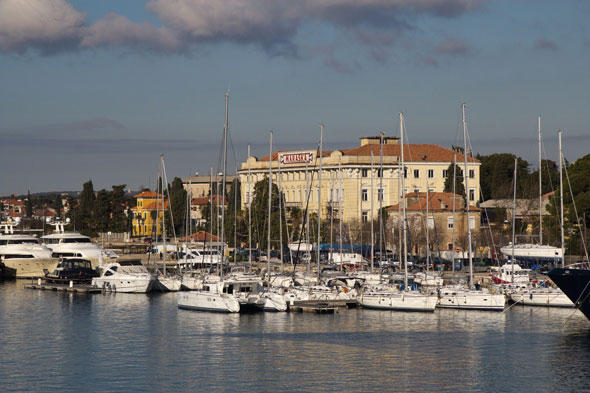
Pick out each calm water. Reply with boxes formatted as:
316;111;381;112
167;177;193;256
1;281;589;393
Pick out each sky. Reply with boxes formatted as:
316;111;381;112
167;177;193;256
1;0;589;195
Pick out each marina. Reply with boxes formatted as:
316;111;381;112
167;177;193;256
1;279;589;392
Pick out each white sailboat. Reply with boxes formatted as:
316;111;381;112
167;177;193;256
360;113;437;312
436;103;505;311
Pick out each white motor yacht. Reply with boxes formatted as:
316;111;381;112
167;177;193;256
0;229;58;278
41;231;118;269
176;246;225;270
92;261;158;293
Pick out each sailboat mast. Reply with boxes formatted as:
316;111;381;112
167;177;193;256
338;156;343;269
278;157;284;273
248;144;252;267
379;132;384;269
220;92;229;280
400;112;408;289
456;153;457;273
317;124;324;282
267;131;273;281
538;116;543;244
370;152;374;273
161;154;167;276
511;158;517;282
559;130;565;268
426;186;430;271
462;103;473;288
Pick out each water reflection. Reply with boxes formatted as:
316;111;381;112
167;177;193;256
0;280;588;392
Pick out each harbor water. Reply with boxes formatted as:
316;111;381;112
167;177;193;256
1;280;589;392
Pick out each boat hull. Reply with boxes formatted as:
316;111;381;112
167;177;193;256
360;293;437;312
92;277;156;293
509;290;574;307
548;268;590;320
437;291;505;311
3;258;59;278
177;291;240;313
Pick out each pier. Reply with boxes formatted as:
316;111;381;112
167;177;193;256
24;282;102;294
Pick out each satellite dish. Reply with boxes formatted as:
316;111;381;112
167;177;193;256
65;217;71;224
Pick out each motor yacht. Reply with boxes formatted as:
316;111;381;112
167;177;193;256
490;263;531;284
92;261;159;293
0;229;58;278
41;231;118;269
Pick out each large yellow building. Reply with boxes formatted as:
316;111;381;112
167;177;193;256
131;191;169;237
238;136;480;223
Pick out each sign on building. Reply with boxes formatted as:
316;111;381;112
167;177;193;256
279;151;315;165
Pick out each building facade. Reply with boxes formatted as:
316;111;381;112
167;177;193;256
237;136;481;223
130;191;168;238
182;175;235;199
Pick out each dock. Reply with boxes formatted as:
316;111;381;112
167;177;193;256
289;301;338;313
24;282;103;294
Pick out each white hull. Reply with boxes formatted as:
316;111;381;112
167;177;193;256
177;291;240;313
360;292;437;312
92;277;156;293
262;291;288;312
158;276;182;292
3;258;59;278
180;276;204;290
437;289;505;311
510;290;574;308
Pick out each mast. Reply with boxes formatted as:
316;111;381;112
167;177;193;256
559;130;565;268
370;152;375;273
511;158;517;282
248;144;252;268
538;116;543;244
161;154;166;276
379;132;384;271
278;156;284;273
338;156;343;270
317;124;324;282
426;186;430;272
400;112;408;289
267;130;273;282
456;153;457;273
330;170;334;264
220;92;229;280
206;168;213;266
462;103;473;288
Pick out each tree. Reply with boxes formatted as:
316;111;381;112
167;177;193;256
479;153;530;200
443;162;465;198
168;177;187;237
25;191;33;217
250;177;287;250
52;195;62;219
109;185;128;232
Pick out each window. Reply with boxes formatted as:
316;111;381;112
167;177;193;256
377;188;383;202
442;169;448;178
403;167;407;178
447;217;454;229
377;168;383;178
414;188;420;194
362;211;368;222
469;189;475;201
428;169;434;178
362;168;368;177
361;188;368;201
469;216;475;230
413;169;420;178
469;169;475;179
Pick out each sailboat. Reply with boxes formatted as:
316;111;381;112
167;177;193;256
506;129;574;308
178;93;264;312
436;103;505;311
499;117;562;266
360;113;438;312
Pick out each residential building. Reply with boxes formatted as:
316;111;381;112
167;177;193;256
237;136;480;223
190;195;227;226
182;175;235;198
130;191;168;237
386;192;481;255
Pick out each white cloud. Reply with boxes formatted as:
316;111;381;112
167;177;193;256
0;0;86;53
0;0;483;58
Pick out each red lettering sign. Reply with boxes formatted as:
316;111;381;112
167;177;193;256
279;151;314;165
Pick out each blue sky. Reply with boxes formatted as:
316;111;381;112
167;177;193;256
1;0;589;195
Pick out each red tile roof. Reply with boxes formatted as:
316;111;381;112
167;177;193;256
179;230;221;242
192;195;227;206
135;191;165;199
386;192;480;212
